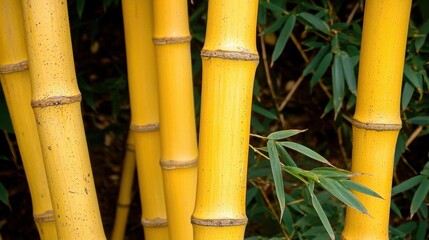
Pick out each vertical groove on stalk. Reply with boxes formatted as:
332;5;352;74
121;0;169;239
153;0;198;239
191;1;259;239
342;0;412;239
21;0;105;239
111;132;136;240
0;1;56;239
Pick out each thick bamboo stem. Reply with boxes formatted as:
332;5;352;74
111;132;136;240
21;0;105;239
153;0;198;239
121;0;169;239
191;1;259;239
342;0;411;239
0;1;56;239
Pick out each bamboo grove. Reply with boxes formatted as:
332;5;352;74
0;0;425;239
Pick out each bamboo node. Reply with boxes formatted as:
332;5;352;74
191;216;248;227
141;217;168;227
201;49;259;62
160;159;198;169
31;94;82;108
33;210;55;222
152;36;192;45
130;123;160;132
0;61;29;74
344;115;402;131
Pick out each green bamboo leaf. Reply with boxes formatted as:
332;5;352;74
302;45;329;76
390;201;403;218
404;64;423;92
312;167;354;178
310;52;333;87
0;182;10;208
340;51;357;95
259;1;287;14
283;166;319;182
409;116;429;125
76;0;86;19
401;82;414;110
392;175;426;196
307;182;335;240
299;12;331;35
332;54;345;119
415;35;426;53
318;177;369;215
282;166;308;184
421;70;429;90
416;221;428;240
276;143;297;167
267;140;286;221
340;180;383;199
271;15;296;66
260;15;287;36
267;129;307;140
410;179;429;217
278;141;334;167
252;104;277;120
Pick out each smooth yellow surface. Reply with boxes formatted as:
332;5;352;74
0;1;56;239
192;1;259;239
122;0;169;239
153;0;198;239
21;1;105;239
342;0;411;239
111;133;136;240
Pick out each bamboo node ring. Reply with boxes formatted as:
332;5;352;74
33;210;55;222
152;36;192;45
191;216;248;227
344;115;402;131
141;217;168;227
0;61;29;74
201;49;259;62
130;123;160;132
31;94;82;108
160;159;198;169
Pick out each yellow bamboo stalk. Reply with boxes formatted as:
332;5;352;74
0;1;56;239
122;0;169;239
111;132;136;240
342;0;411;239
153;0;198;239
191;1;259;239
21;0;105;239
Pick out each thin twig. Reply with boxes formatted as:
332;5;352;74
290;34;309;63
279;75;305;111
4;131;17;166
337;126;350;167
405;125;423;147
249;144;270;160
346;2;360;25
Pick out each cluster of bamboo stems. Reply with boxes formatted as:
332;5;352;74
0;0;411;239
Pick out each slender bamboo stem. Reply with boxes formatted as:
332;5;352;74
21;0;105;238
121;0;169;239
111;132;136;240
342;0;412;239
153;0;198;239
191;1;259;239
0;1;56;238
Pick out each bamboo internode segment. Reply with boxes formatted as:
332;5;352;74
122;0;169;239
0;61;28;73
21;0;106;238
153;0;198;239
0;0;57;239
342;0;412;239
192;0;259;239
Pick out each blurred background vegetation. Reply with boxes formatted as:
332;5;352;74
0;0;428;239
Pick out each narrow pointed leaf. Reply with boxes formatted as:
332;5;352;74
307;182;335;240
267;129;307;140
332;54;345;118
391;175;425;196
271;15;296;66
340;51;357;95
261;15;287;36
319;177;369;214
310;52;333;87
267;140;286;221
282;166;308;184
276;143;297;167
340;180;383;199
416;221;428;240
401;82;414;110
278;141;334;166
302;45;329;76
312;167;354;178
410;179;429;217
299;12;331;35
0;182;10;208
284;166;319;182
404;64;422;91
409;116;429;125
